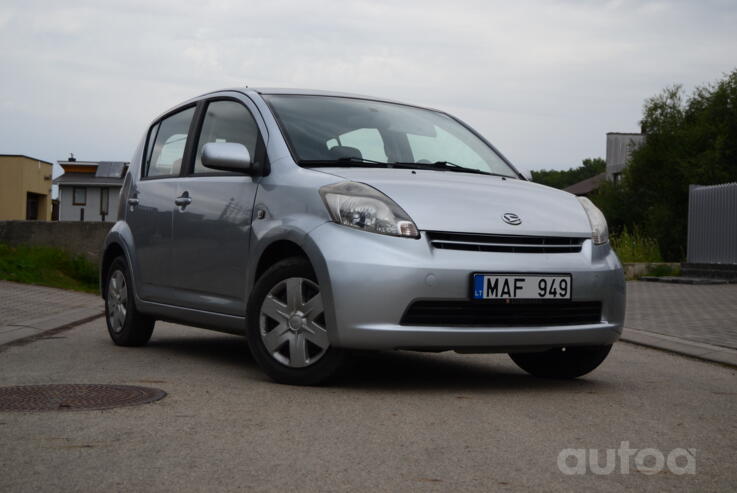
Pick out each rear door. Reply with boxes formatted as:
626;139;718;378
169;97;265;315
127;105;196;304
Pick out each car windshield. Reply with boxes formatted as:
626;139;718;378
263;94;518;178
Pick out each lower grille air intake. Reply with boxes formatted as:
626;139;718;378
401;300;602;326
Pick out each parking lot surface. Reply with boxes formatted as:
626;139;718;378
1;319;735;492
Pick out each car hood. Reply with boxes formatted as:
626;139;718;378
317;168;593;237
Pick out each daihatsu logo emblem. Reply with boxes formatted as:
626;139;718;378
502;213;522;225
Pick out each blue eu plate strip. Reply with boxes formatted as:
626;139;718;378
473;274;484;299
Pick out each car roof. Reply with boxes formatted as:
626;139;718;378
198;87;428;109
149;87;440;131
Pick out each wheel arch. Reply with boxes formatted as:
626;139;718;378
248;227;338;343
254;240;312;279
100;222;137;299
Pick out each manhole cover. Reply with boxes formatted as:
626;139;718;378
0;384;166;412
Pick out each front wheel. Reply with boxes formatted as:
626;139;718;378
509;345;612;379
246;257;346;385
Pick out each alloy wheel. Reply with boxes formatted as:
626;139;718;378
107;270;128;333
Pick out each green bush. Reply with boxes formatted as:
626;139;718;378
0;243;99;293
591;68;737;261
645;264;681;277
532;158;606;189
610;227;662;263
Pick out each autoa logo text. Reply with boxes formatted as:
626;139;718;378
557;442;696;475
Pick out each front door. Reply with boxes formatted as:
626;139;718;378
169;98;263;315
127;105;196;304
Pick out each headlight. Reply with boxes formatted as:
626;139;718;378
577;197;609;245
319;181;419;238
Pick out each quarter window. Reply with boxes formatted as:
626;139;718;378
193;101;259;174
145;107;195;177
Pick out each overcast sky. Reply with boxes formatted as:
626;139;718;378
1;0;735;176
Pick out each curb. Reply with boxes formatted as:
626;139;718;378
621;327;737;368
0;307;104;351
638;276;732;285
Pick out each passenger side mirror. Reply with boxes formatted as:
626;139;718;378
201;142;252;173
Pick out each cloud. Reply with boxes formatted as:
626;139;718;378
1;0;736;171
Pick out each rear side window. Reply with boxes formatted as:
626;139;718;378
144;107;195;178
192;100;259;174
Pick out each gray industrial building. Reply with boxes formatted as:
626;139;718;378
564;132;646;196
605;132;646;183
53;157;128;222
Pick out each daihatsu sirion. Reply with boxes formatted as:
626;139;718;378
101;88;625;385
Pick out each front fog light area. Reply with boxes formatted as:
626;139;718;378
320;181;419;238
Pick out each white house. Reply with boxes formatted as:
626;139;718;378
53;156;128;222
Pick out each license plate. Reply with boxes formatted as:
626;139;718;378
472;274;572;300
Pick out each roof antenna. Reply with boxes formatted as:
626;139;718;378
69;153;76;162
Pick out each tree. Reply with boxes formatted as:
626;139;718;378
591;69;737;261
532;158;606;189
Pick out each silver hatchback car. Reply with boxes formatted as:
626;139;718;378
101;88;625;385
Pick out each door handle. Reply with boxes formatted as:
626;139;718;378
127;198;139;206
174;192;192;207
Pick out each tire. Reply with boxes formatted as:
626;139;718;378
246;257;346;385
509;345;612;379
105;257;155;347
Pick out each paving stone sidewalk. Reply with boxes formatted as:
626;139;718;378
0;281;103;345
625;280;737;350
1;279;736;356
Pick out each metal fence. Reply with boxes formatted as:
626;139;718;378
687;183;737;264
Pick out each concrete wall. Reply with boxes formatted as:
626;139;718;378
58;185;121;222
0;156;53;220
623;262;681;280
0;220;111;263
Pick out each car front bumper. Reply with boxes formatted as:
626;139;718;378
304;223;626;352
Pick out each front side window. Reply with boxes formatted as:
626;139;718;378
145;107;195;178
264;95;517;177
73;187;86;205
193;100;260;174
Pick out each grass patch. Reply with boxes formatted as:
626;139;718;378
0;243;98;294
610;227;662;263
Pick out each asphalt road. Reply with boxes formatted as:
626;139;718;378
1;320;735;492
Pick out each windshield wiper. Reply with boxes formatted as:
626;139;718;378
389;160;507;177
300;157;426;169
299;157;512;177
299;157;392;168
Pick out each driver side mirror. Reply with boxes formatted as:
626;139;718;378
201;142;252;173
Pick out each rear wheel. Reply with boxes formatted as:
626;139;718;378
509;345;612;379
246;257;345;385
105;257;155;347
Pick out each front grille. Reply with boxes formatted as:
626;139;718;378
427;231;585;254
400;300;602;326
